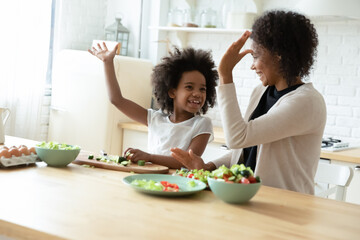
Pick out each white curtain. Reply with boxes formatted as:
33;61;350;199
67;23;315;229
0;0;52;141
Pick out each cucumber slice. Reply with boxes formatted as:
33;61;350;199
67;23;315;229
121;160;129;166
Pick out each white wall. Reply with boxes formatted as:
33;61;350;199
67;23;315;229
53;0;143;58
53;0;107;53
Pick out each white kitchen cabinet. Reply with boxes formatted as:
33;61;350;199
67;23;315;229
331;160;360;205
121;129;148;154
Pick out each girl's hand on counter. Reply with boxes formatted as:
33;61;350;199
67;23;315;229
124;148;150;163
171;148;216;171
88;42;119;63
218;31;253;85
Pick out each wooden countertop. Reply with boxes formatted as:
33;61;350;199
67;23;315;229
1;162;360;239
118;122;360;164
1;136;360;239
321;148;360;164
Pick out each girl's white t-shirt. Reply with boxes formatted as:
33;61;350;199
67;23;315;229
147;109;214;156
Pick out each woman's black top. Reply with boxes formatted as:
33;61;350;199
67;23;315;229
242;84;303;171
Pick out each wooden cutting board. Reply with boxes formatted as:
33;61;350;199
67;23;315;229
72;152;169;174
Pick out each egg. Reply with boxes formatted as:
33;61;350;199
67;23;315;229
29;147;36;155
9;148;21;157
0;146;9;150
19;146;30;156
0;149;11;158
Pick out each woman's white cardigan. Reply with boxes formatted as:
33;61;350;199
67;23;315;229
212;83;326;194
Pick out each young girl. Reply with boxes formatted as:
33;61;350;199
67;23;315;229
88;43;218;168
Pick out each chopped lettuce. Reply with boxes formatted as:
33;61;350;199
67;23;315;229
174;168;211;184
187;180;196;188
36;141;80;150
130;179;163;191
211;165;232;179
175;164;260;184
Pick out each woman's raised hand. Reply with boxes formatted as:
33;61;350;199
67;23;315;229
218;31;253;84
171;148;206;170
88;42;119;63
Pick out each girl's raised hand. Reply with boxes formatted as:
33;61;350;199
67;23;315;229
218;31;253;84
88;42;119;63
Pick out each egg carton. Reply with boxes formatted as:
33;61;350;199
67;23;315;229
0;154;39;168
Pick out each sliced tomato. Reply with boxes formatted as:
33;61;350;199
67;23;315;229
223;173;232;179
169;183;179;189
248;176;257;183
187;173;194;178
241;177;250;184
160;181;169;187
161;181;176;187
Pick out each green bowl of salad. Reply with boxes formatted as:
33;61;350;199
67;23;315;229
207;164;261;204
35;141;81;167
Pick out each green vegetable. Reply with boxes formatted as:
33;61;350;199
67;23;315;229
187;180;196;188
121;160;130;166
230;164;253;177
36;141;80;150
174;168;211;184
131;179;163;191
118;156;127;163
138;160;145;166
175;164;260;184
211;165;232;179
88;154;94;160
240;170;250;178
228;176;236;181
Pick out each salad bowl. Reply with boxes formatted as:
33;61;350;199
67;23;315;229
35;142;81;167
208;177;261;204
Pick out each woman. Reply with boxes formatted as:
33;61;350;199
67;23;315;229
171;10;326;194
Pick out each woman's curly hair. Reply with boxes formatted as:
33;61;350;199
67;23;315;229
151;47;218;114
250;10;318;86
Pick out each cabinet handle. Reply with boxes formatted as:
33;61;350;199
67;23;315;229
355;166;360;171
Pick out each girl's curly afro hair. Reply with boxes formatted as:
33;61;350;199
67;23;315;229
250;10;318;86
151;47;218;114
